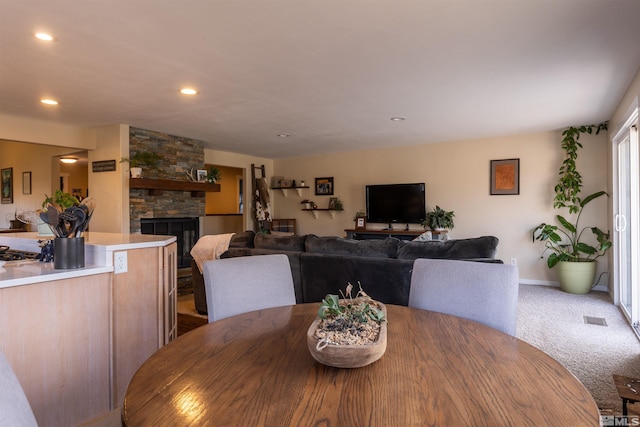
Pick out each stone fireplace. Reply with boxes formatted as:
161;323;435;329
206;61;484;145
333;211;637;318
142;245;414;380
128;127;208;266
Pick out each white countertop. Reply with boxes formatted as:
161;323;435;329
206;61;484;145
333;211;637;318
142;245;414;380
0;261;112;288
0;232;177;289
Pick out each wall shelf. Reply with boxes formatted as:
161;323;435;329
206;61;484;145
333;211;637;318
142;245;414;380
130;178;221;197
302;208;343;219
271;186;309;197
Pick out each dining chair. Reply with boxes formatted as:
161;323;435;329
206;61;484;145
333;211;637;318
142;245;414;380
409;259;519;336
0;348;38;426
203;254;296;322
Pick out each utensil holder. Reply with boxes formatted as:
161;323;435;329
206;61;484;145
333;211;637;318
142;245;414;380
54;237;85;269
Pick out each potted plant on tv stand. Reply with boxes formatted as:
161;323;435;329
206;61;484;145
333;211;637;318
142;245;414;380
422;206;454;240
532;122;611;294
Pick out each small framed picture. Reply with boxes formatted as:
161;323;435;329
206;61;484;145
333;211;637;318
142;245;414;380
355;216;366;230
22;171;32;195
1;167;13;204
315;177;334;196
490;158;520;195
197;169;207;182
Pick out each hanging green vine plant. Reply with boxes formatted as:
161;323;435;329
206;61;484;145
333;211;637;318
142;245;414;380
553;122;608;213
532;121;611;268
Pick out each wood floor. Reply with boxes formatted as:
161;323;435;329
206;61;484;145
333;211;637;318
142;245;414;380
177;312;207;336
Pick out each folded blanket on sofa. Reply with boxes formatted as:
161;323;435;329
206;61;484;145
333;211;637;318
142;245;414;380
191;233;236;273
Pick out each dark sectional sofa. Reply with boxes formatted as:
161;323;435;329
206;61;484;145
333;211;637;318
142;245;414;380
191;231;501;315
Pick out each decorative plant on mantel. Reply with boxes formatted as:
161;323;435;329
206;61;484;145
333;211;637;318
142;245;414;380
532;122;611;293
206;166;222;183
120;151;161;169
120;151;161;178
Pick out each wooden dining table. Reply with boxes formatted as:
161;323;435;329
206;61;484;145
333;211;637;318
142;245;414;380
122;304;600;426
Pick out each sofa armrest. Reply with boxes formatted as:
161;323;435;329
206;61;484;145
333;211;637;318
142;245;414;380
191;259;208;315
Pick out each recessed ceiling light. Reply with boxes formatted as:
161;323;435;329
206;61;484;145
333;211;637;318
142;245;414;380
277;134;291;138
390;117;406;121
180;88;198;95
41;99;59;105
60;157;77;164
35;33;55;42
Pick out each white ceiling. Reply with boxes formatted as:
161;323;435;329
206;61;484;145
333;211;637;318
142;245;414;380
1;0;640;159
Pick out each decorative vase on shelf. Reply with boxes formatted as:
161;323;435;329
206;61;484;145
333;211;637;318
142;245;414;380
130;167;142;178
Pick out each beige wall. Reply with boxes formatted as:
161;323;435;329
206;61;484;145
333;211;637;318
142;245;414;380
0;113;96;149
60;160;88;198
609;68;640;135
0;90;624;286
89;125;130;233
0;140;74;228
272;130;609;285
0;120;129;233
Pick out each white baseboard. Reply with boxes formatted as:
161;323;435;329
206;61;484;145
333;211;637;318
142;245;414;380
518;279;609;293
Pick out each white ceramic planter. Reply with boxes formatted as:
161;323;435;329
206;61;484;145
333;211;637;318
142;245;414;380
556;260;597;294
130;167;142;178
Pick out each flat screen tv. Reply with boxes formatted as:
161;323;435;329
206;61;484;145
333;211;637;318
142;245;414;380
365;183;426;226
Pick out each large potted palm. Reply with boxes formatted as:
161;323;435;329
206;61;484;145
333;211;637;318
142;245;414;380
532;123;611;294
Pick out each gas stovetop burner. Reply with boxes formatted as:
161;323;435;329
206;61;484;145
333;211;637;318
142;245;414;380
0;245;40;262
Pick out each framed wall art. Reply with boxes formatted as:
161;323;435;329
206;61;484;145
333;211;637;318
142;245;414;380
22;171;32;195
490;158;520;195
1;167;13;204
315;177;334;196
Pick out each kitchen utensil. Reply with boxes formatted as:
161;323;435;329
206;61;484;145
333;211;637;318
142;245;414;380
68;207;86;238
47;206;60;228
40;211;59;237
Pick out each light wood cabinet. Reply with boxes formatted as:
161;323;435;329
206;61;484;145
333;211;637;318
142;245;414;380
0;241;178;426
111;243;177;407
0;274;112;426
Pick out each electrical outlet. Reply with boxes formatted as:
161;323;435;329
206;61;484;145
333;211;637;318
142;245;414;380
510;258;517;266
114;251;128;274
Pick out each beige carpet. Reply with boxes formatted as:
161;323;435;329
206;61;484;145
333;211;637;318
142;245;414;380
517;284;640;415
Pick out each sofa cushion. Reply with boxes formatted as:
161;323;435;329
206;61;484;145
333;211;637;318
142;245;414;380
396;236;499;260
300;253;413;305
254;233;307;251
229;230;255;248
305;235;400;258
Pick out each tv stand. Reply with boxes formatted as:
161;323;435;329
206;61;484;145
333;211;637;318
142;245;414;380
344;229;423;241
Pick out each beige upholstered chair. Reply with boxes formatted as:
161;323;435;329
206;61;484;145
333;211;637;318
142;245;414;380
0;348;38;426
203;254;296;322
409;259;519;336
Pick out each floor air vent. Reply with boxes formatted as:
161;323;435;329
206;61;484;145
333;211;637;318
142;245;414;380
583;316;608;326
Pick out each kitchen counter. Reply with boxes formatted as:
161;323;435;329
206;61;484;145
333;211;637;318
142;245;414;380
0;232;178;426
0;232;176;288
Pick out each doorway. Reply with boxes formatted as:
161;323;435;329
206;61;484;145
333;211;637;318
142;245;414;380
613;107;639;332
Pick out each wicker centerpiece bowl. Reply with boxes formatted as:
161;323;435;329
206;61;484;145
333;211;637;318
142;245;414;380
307;284;387;368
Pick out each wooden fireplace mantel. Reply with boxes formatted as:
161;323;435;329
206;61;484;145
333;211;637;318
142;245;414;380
129;178;221;197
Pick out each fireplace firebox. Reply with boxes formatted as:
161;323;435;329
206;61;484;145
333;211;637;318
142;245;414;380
141;217;199;268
